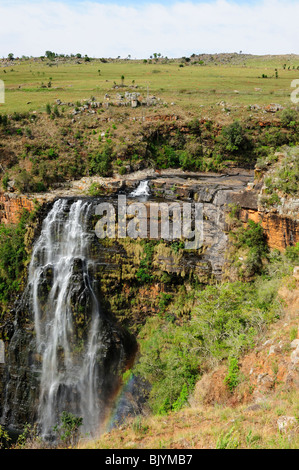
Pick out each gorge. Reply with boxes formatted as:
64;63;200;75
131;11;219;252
0;161;298;440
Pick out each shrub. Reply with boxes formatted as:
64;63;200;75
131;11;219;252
155;145;180;169
136;242;156;284
33;180;47;192
216;427;239;449
221;120;251;153
158;292;173;312
285;242;299;263
89;144;113;176
0;210;31;302
2;174;9;191
15;423;40;449
119;165;126;175
53;411;83;447
88;182;105;196
227;218;269;279
171;383;190;412
0;114;8;126
280;108;298;127
134;316;198;415
0;426;11;449
257;129;289;147
14;170;32;192
224;356;240;392
187;118;201;135
47;148;58;159
262;148;299;197
53;105;60;117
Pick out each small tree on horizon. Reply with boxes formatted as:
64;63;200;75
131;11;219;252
45;51;56;60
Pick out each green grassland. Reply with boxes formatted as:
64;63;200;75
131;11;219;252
1;54;299;114
0;55;298;195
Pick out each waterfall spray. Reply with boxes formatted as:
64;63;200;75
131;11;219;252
28;199;104;437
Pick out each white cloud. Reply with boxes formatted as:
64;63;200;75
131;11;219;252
0;0;298;58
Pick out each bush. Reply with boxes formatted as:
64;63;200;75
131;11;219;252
47;148;58;159
158;292;173;312
221;121;249;153
0;114;8;126
0;426;11;449
136;241;156;284
119;165;126;175
155;145;180;169
262;147;299;197
134;316;198;415
2;174;9;191
257;129;289;147
0;210;31;302
285;242;299;263
88;182;105;196
227;218;269;279
90;144;113;176
14;170;32;192
224;356;240;392
53;411;83;447
280;108;298;127
46;103;51;115
15;423;40;449
33;180;47;192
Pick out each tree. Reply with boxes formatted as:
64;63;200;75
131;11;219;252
45;51;56;60
121;75;125;86
8;53;14;60
221;120;251;153
53;411;83;447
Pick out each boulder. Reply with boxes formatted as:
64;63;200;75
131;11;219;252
277;416;298;433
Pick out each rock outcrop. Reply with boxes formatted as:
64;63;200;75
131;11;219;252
0;194;36;224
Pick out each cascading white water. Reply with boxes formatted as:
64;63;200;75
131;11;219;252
129;180;150;197
28;199;102;437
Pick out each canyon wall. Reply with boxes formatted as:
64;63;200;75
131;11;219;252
0;169;298;250
0;170;298;433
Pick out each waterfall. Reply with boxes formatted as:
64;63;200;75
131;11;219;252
129;180;150;197
28;199;108;438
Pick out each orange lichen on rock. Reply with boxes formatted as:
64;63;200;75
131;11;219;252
0;194;35;224
240;208;299;251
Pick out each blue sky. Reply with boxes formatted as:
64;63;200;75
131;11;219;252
0;0;298;58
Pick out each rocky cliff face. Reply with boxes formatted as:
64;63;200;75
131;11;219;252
240;209;299;250
0;194;36;224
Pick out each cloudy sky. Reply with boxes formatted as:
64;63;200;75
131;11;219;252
0;0;298;58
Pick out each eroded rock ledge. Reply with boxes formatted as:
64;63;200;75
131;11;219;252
1;167;298;253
